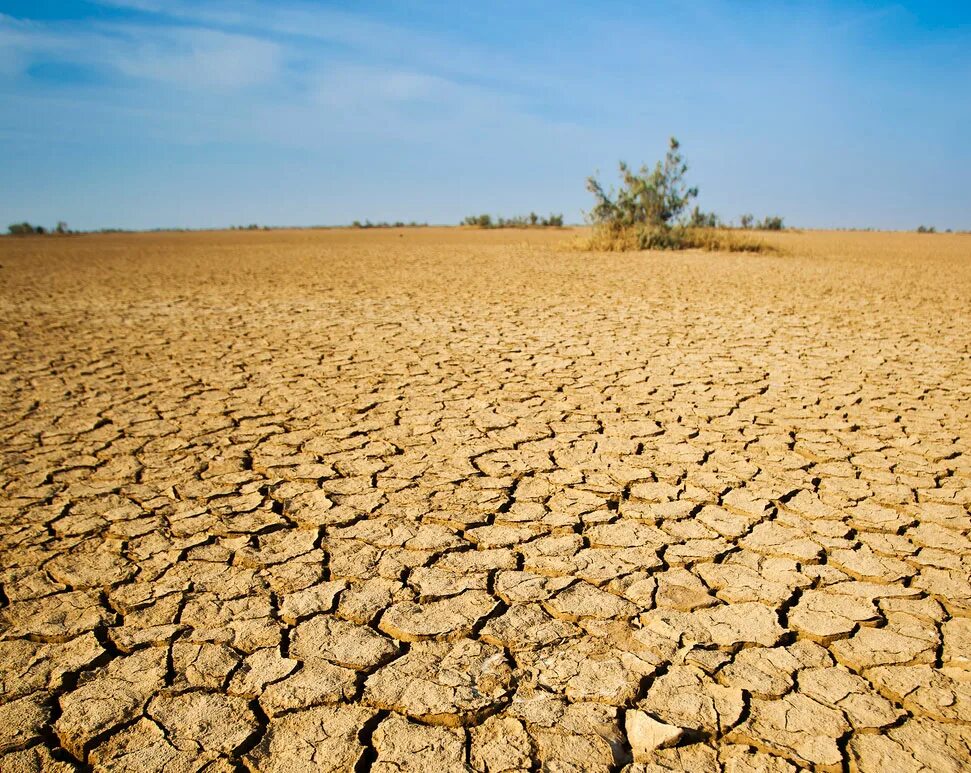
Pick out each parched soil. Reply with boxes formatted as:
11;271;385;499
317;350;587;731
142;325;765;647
1;227;969;771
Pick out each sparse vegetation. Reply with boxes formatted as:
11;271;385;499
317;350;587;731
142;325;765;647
7;221;78;236
916;225;936;234
585;224;772;253
8;222;47;235
583;138;777;252
737;214;785;231
351;220;427;229
462;213;564;228
689;206;721;228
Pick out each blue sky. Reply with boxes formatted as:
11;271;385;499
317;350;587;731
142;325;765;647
1;1;969;230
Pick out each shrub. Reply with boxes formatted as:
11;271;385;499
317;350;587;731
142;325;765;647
586;137;697;230
916;225;936;234
461;213;563;228
689;206;721;228
737;214;784;230
7;222;45;235
462;214;493;227
351;220;428;229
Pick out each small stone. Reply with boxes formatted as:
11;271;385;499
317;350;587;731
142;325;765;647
626;710;684;760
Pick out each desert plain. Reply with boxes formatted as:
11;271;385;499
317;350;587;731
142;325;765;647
0;227;969;772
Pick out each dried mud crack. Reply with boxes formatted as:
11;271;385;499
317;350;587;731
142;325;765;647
1;227;970;772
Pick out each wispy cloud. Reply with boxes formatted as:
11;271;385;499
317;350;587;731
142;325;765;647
0;14;282;90
108;27;282;90
0;3;571;151
90;0;574;98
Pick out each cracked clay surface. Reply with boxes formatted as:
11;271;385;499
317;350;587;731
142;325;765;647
0;227;969;771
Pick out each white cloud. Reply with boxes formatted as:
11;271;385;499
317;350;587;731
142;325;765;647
90;0;562;94
0;14;282;90
108;27;281;89
0;3;587;152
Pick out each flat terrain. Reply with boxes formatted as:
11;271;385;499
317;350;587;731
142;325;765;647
1;227;969;772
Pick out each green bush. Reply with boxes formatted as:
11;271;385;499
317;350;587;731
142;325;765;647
916;225;936;234
461;213;563;228
7;222;45;235
586;137;698;230
351;220;427;229
738;214;784;231
689;206;721;228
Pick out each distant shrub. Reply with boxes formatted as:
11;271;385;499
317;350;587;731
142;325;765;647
461;213;563;228
689;206;721;228
7;222;46;235
353;220;428;229
737;214;785;231
916;225;936;233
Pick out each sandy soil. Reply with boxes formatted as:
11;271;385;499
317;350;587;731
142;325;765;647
1;227;969;771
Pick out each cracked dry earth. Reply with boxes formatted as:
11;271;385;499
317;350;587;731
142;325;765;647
0;228;970;773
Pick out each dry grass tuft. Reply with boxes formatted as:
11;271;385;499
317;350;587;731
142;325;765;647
583;224;780;254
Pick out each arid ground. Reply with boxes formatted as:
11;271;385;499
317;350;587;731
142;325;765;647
1;228;969;772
